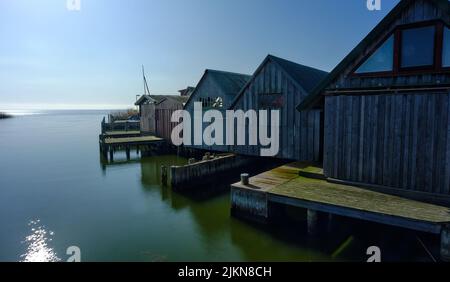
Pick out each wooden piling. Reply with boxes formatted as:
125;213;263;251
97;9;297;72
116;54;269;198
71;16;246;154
307;209;329;236
161;165;168;186
109;148;114;162
126;147;131;160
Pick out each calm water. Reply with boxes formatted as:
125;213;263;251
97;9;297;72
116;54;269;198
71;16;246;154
0;110;438;261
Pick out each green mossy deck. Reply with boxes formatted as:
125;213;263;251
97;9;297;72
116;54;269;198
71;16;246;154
232;162;450;234
104;130;141;136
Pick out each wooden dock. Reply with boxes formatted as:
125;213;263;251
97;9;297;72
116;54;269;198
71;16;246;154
99;134;165;162
231;162;450;260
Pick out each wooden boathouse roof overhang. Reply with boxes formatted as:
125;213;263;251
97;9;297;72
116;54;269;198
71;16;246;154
297;0;450;111
229;54;328;109
135;95;155;106
135;95;189;106
183;69;251;110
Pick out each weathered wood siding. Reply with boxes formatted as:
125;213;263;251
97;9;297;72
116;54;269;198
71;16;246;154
155;99;184;143
184;74;232;152
141;104;156;134
232;60;321;161
321;0;450;200
324;91;450;196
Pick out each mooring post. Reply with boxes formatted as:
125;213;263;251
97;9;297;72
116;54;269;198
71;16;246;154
126;146;131;160
441;224;450;261
136;145;139;155
161;165;168;186
241;173;250;186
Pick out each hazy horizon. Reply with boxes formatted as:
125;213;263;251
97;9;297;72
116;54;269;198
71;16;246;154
0;103;134;111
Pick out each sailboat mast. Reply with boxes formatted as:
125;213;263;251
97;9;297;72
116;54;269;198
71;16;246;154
142;65;151;95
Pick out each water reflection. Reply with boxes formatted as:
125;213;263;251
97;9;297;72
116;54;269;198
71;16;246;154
20;220;60;262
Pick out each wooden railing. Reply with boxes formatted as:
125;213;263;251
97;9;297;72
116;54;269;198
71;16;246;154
101;117;140;134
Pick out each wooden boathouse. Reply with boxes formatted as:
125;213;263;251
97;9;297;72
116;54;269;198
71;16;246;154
299;0;450;205
232;0;450;260
229;55;328;161
136;95;189;141
183;69;251;152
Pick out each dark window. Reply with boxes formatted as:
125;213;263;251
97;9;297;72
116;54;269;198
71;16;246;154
443;27;450;67
400;26;435;68
355;35;394;73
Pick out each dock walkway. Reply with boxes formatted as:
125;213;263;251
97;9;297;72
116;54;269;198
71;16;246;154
99;134;165;162
231;162;450;260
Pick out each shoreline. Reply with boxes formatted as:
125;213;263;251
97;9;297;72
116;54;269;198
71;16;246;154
0;112;13;119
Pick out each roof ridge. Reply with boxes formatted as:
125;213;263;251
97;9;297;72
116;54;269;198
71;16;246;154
268;54;328;74
206;69;251;77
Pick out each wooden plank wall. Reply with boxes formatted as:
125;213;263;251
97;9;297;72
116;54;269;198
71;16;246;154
183;73;232;153
232;60;321;161
155;100;184;143
140;104;155;134
324;91;450;196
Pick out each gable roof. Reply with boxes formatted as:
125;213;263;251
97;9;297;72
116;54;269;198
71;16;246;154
150;95;189;105
178;86;196;96
184;69;251;108
229;54;328;108
135;95;155;106
269;55;329;93
296;0;450;111
135;94;188;106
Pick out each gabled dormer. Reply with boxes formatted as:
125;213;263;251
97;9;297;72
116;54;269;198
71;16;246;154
298;0;450;111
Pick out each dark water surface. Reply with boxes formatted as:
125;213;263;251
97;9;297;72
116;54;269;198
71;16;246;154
0;110;437;261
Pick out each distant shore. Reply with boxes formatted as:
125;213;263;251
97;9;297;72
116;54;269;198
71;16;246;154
0;112;12;119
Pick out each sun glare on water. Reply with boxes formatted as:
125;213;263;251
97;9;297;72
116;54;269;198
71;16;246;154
20;220;61;262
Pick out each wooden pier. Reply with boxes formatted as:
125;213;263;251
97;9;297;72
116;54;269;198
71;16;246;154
231;162;450;260
101;117;140;133
99;134;165;162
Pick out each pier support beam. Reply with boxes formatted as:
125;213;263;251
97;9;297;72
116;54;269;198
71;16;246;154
126;147;131;160
101;145;108;160
109;148;114;162
441;224;450;261
307;209;329;236
161;166;168;186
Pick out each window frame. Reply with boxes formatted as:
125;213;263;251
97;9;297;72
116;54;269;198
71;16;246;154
351;20;450;77
442;25;450;70
354;34;395;75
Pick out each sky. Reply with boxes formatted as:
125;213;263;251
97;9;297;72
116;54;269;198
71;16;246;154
0;0;400;110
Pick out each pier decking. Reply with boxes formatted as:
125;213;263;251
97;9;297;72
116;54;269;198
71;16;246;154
231;162;450;260
103;135;162;145
99;134;165;162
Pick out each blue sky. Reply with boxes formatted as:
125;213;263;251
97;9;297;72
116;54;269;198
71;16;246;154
0;0;399;109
